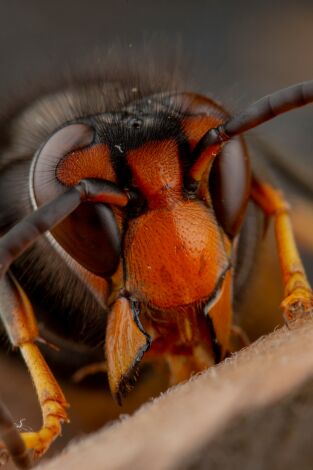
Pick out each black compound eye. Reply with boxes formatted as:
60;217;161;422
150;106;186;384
209;137;251;238
31;123;121;277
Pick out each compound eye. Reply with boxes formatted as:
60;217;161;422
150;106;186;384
209;137;251;238
33;123;94;205
52;202;121;277
31;123;121;277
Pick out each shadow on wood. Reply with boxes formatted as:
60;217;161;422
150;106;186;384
40;319;313;470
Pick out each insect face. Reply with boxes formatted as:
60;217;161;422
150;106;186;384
30;96;247;311
0;72;312;467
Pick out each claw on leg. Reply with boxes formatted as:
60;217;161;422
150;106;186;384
251;178;313;327
19;343;69;457
281;286;313;326
0;273;69;461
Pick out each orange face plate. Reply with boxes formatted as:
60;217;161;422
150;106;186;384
56;143;116;185
124;139;230;309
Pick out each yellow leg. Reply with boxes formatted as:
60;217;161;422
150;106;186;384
251;178;313;324
20;343;68;455
0;272;68;459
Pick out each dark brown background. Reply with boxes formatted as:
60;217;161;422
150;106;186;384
0;1;312;153
0;0;312;186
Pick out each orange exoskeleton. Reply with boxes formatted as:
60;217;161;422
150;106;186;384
0;68;312;467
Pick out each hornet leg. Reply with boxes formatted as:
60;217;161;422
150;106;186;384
251;177;313;324
0;272;68;462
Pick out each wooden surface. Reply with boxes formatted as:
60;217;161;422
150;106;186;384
39;319;313;470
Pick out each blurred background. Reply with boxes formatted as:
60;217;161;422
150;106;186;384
0;0;312;161
0;0;312;467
